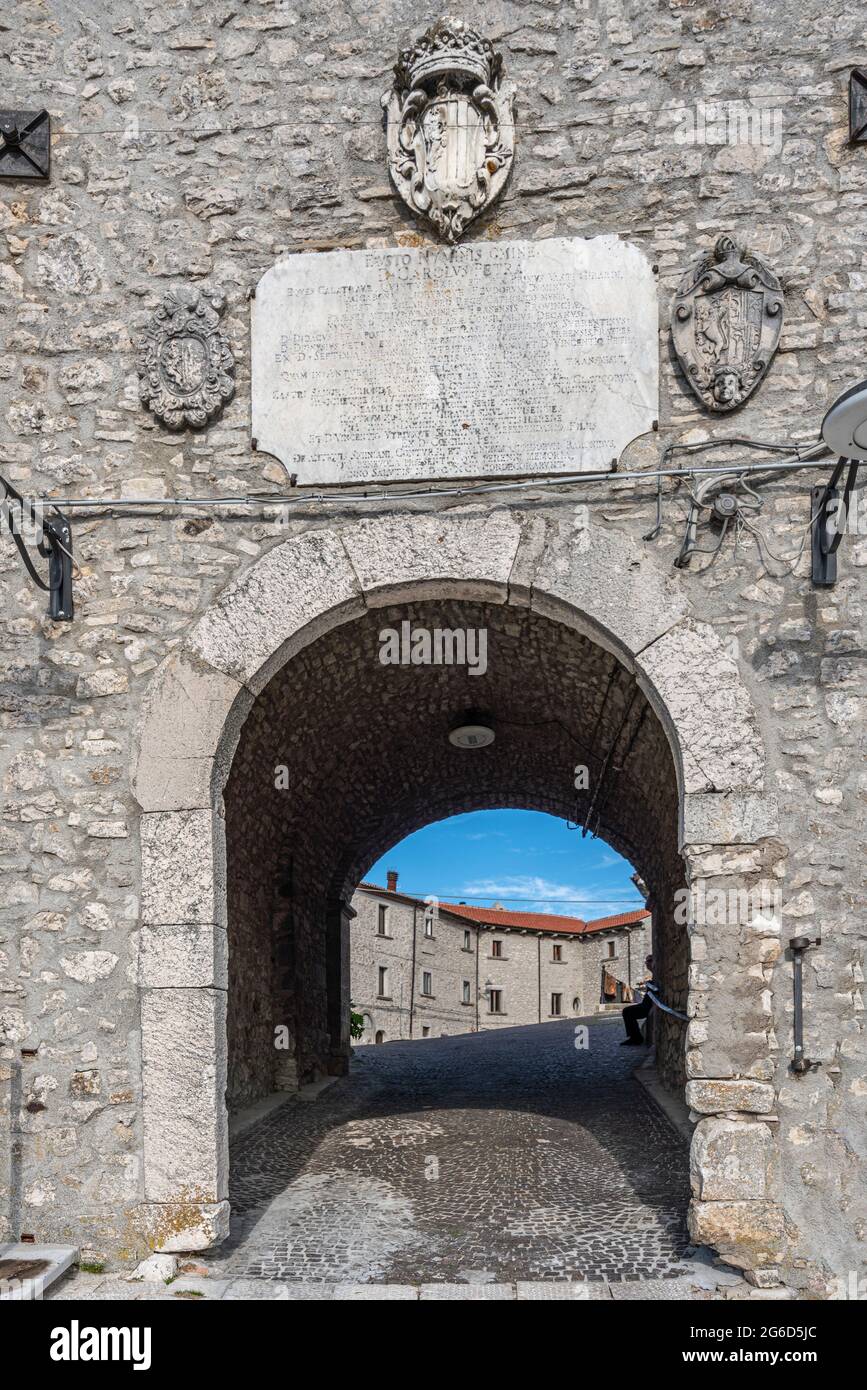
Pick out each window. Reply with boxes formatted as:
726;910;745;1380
491;939;502;958
422;970;432;996
463;929;471;951
424;912;434;938
377;965;389;997
489;989;503;1014
606;940;616;958
553;943;563;962
551;992;562;1016
377;904;388;936
462;980;471;1004
422;1026;431;1038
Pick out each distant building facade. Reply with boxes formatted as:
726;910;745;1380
350;872;652;1044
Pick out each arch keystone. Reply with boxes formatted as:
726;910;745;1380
340;508;525;606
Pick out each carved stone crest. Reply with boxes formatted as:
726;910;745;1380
137;285;235;430
382;17;516;243
671;236;784;413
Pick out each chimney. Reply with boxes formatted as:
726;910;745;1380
386;869;398;893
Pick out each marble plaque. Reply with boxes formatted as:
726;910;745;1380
251;236;658;486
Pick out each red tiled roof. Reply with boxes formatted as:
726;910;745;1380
443;903;650;936
357;882;649;937
441;902;588;935
581;909;651;932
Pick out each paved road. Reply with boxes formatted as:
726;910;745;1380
205;1017;691;1285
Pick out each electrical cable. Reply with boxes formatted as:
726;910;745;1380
16;444;834;514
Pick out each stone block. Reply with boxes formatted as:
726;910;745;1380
690;1119;772;1200
688;1200;786;1268
521;514;691;661
137;1201;230;1254
420;1283;515;1299
638;619;765;794
516;1280;605;1299
686;1079;776;1114
128;1253;177;1282
334;1283;418;1299
340;508;521;607
186;529;365;691
138;924;228;989
140;809;226;927
132;651;249;813
141;988;228;1204
681;791;779;848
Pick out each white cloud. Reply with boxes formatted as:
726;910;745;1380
456;875;642;919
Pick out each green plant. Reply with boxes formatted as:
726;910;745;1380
349;1002;365;1041
78;1261;105;1274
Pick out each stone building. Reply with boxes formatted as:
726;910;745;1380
351;875;652;1042
0;0;864;1297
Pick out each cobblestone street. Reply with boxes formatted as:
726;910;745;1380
204;1017;692;1286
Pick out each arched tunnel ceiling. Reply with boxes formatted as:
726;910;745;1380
224;598;682;907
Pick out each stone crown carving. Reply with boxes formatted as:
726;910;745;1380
137;285;235;431
394;17;502;91
383;17;516;244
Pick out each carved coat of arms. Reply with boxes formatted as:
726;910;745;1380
671;236;784;413
382;17;516;243
138;285;235;430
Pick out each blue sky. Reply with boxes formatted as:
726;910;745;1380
366;809;643;921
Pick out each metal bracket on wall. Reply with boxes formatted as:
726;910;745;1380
789;935;822;1075
850;68;867;144
0;110;50;180
811;458;860;586
0;476;74;621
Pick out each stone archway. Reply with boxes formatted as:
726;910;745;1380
131;508;784;1274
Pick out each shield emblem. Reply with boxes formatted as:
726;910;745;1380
671;236;784;413
383;20;516;243
137;286;235;431
161;334;208;395
422;95;486;204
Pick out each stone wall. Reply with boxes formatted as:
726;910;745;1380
0;0;863;1292
351;890;420;1042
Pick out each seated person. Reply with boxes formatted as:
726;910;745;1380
621;954;658;1046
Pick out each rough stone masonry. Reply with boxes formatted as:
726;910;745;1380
0;0;864;1298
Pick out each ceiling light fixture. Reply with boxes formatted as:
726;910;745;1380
448;710;495;749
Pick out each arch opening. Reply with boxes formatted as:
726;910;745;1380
134;515;782;1272
351;807;651;1048
223;597;687;1110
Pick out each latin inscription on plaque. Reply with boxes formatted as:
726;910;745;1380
251;236;658;486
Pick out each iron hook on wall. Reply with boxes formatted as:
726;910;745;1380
789;935;822;1075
